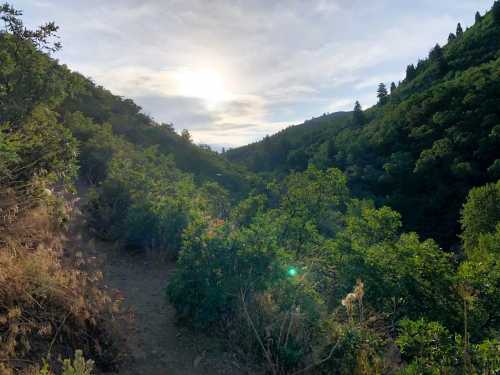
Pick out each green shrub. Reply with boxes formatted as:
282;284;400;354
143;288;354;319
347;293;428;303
460;180;500;256
36;351;94;375
396;319;458;372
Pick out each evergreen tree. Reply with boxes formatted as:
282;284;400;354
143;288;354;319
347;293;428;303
406;64;417;81
390;82;397;94
456;22;464;38
494;1;500;22
475;11;482;23
352;101;364;127
429;44;447;75
448;33;456;43
377;83;388;105
181;129;192;143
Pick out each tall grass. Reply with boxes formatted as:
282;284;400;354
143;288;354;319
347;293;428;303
0;191;121;374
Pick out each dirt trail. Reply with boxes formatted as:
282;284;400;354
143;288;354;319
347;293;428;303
68;197;248;375
101;247;240;375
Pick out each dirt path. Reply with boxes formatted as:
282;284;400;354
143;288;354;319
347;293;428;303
101;247;241;375
68;195;249;375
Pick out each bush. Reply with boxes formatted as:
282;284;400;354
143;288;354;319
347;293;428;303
35;350;94;375
84;147;206;254
167;213;287;327
396;319;458;372
460;180;500;256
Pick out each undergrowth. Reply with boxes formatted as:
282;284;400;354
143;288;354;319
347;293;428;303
0;191;121;375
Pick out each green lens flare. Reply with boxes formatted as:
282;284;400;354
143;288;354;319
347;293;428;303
287;267;298;277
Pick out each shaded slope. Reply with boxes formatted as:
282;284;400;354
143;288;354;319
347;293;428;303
61;79;256;195
224;7;500;246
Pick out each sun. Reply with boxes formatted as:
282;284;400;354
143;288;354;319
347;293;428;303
175;68;229;108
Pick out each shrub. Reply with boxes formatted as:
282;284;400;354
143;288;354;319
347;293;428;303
460;180;500;256
396;319;458;372
35;350;94;375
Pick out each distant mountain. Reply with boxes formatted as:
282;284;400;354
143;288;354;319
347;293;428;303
225;6;500;246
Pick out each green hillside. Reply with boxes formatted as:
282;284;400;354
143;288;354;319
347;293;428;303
226;111;352;174
61;80;256;194
226;8;500;246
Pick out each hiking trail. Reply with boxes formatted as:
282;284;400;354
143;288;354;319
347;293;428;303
68;194;250;375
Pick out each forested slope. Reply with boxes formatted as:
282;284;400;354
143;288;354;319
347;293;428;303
225;111;352;174
226;7;500;246
61;80;256;193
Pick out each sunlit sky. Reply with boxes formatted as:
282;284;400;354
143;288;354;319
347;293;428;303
18;0;493;149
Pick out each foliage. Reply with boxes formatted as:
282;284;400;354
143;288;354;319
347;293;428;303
226;4;500;247
396;319;500;375
85;146;206;254
460;180;500;256
3;2;500;374
35;350;95;375
396;319;458;373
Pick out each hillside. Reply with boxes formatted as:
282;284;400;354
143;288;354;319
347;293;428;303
226;8;500;246
2;2;500;375
60;80;257;194
226;111;352;175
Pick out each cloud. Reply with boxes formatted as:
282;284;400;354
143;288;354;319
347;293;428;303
17;0;495;147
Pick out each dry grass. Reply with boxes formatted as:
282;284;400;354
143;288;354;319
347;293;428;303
0;193;122;375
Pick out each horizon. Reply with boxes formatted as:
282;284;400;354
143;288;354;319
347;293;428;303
19;0;493;150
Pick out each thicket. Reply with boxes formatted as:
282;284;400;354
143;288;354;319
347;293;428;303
169;166;500;374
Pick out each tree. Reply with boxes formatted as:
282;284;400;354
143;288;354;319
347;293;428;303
181;129;192;143
406;64;417;81
352;101;364;127
377;83;388;105
0;3;61;52
475;11;482;24
429;44;447;75
0;4;70;124
448;33;456;43
456;23;464;38
493;1;500;22
390;82;397;94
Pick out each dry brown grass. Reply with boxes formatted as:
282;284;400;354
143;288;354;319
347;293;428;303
0;194;122;375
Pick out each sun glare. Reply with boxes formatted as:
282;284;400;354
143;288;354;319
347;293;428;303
175;68;229;108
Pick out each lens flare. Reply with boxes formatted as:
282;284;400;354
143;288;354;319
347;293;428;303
287;267;298;277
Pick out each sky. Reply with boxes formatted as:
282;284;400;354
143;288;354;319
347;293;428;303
17;0;493;149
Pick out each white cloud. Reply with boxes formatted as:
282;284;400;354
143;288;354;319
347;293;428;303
17;0;495;147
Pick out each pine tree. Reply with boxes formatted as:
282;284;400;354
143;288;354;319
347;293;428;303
377;83;388;105
456;22;464;38
494;1;500;22
181;129;192;143
475;11;482;23
390;82;397;94
406;64;417;81
448;33;456;43
352;101;364;127
429;44;447;75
